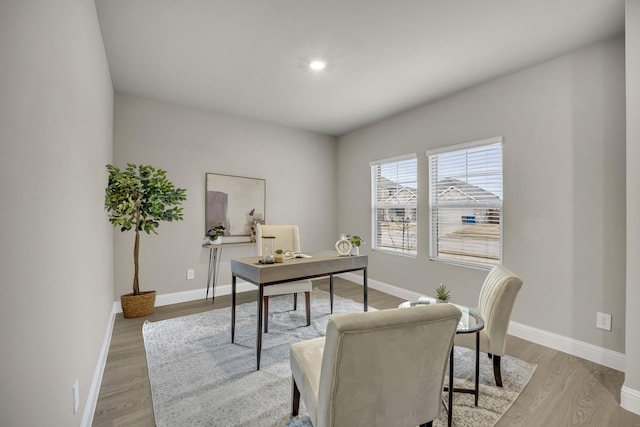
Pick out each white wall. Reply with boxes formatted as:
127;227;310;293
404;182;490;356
112;93;337;298
0;1;114;426
624;0;640;413
337;38;626;353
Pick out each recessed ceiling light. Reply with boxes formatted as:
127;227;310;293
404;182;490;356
309;60;326;71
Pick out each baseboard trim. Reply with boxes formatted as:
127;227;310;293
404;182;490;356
101;275;634;414
82;304;117;427
340;272;627;373
338;272;425;302
113;281;258;313
92;282;257;423
507;321;625;372
622;385;640;415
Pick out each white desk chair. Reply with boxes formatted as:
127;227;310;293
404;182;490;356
256;224;312;333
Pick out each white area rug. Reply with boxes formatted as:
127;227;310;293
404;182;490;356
142;289;535;427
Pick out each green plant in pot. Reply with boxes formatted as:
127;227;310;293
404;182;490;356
105;164;187;318
207;222;226;244
435;283;451;303
346;235;365;255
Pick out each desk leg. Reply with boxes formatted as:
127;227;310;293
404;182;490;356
256;284;264;370
475;332;480;406
329;274;334;314
363;267;368;312
448;349;454;427
231;275;236;343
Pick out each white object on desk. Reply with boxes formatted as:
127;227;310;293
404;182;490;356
335;234;352;256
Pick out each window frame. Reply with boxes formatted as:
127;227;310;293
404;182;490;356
426;137;504;269
370;154;418;257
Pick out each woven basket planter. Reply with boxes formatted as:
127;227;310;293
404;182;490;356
121;290;156;318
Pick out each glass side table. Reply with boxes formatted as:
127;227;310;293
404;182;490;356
399;298;484;427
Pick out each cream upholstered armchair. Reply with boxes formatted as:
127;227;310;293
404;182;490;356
454;264;523;387
290;304;462;427
256;224;313;333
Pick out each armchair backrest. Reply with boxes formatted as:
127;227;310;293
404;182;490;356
255;224;301;255
316;304;462;427
478;264;523;355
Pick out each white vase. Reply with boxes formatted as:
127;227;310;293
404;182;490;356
351;246;360;256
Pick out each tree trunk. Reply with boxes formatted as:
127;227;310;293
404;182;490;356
133;229;140;295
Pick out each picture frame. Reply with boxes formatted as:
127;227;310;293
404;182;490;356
205;173;266;240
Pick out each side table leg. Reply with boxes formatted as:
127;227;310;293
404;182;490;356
206;247;221;303
475;332;480;406
206;247;214;299
448;349;454;427
211;247;221;304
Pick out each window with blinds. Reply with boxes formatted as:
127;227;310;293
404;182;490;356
427;137;503;268
370;154;417;256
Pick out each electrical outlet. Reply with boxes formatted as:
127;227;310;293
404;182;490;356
72;380;79;414
187;269;195;280
596;312;612;331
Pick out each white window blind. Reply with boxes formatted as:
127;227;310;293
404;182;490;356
370;154;417;256
427;137;503;268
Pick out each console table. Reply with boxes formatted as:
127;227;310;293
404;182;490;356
230;251;368;370
202;242;253;303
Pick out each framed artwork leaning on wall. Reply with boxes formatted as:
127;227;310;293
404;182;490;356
205;173;265;242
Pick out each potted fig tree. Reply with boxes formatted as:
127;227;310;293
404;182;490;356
105;163;187;318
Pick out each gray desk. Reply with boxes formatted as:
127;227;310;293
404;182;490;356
230;250;368;370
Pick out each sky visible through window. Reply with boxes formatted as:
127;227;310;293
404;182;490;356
380;159;417;189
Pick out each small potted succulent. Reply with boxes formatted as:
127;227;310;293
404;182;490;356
435;283;451;303
347;234;365;256
274;249;285;263
207;222;226;244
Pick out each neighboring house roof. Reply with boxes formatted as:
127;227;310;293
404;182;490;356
376;176;417;204
436;178;500;203
376;176;499;204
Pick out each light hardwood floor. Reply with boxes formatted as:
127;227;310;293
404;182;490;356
93;278;640;426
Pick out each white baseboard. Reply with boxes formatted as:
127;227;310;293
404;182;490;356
507;321;626;371
622;385;640;415
96;275;638;417
89;281;257;424
82;304;117;427
340;272;627;373
113;281;259;313
340;272;426;302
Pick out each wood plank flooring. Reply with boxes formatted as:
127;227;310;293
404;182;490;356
92;278;640;426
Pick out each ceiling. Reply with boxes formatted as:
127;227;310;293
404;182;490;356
95;0;625;136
